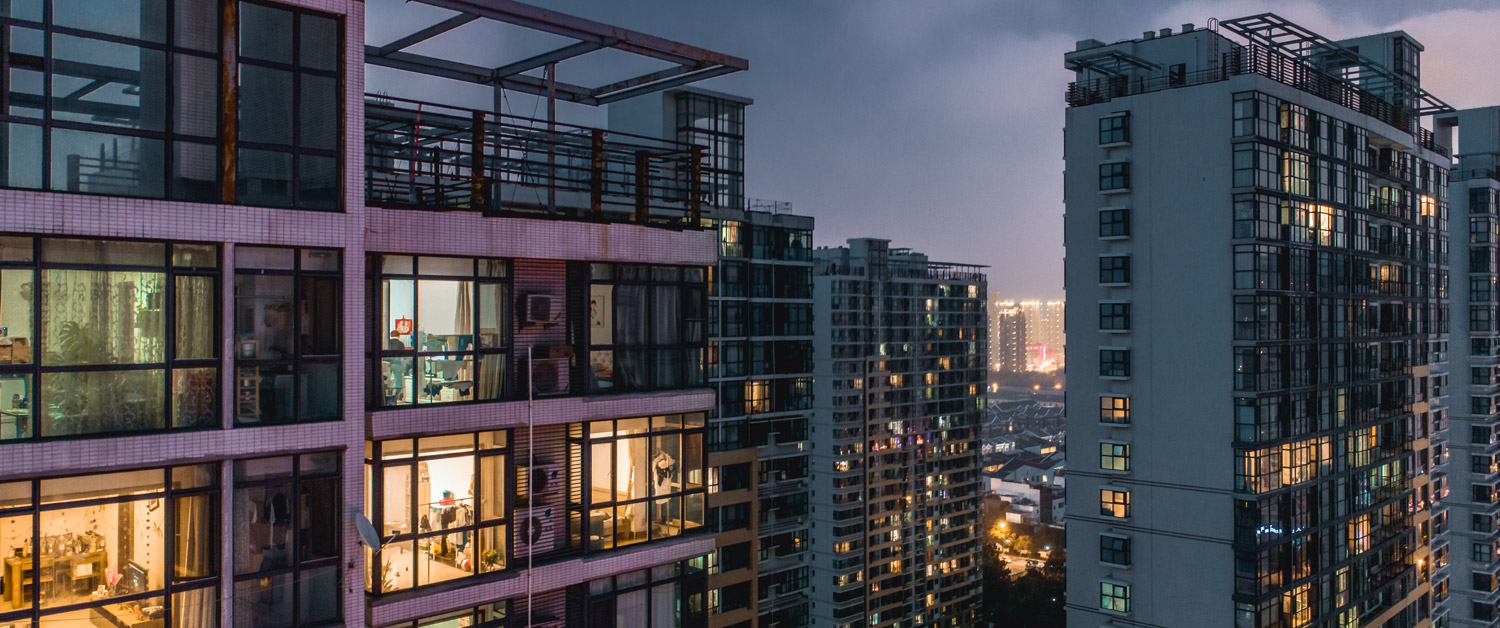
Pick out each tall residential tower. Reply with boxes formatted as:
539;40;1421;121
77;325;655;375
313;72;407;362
809;239;986;628
1064;16;1452;628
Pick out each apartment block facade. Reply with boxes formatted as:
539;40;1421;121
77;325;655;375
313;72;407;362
0;0;754;627
1440;105;1500;627
809;239;986;628
611;88;817;627
1064;16;1452;628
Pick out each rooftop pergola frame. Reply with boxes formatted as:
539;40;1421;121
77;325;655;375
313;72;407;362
365;0;749;108
1217;13;1453;116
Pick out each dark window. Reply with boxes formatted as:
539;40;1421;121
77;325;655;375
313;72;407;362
0;0;220;199
589;264;708;393
1099;162;1129;191
677;92;744;210
1100;349;1130;378
1099;208;1130;238
1100;302;1130;331
1100;535;1131;566
1099;256;1130;284
1099;114;1129;144
0;236;220;440
235;246;341;425
233;452;342;627
236;1;343;210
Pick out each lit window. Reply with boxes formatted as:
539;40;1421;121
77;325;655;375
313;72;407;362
1101;488;1130;518
1100;396;1130;424
1100;442;1130;472
1101;581;1131;613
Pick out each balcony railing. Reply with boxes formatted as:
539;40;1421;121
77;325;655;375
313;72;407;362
365;95;706;228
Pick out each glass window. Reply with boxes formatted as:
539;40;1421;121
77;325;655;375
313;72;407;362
589;264;708;394
1100;349;1130;378
1100;535;1131;566
0;237;218;439
1101;581;1130;613
0;466;219;624
1099;256;1129;284
1100;396;1129;424
1099;208;1129;238
1099;302;1130;331
377;255;508;407
236;1;343;210
1099;162;1129;191
368;432;509;594
0;0;219;200
1100;442;1130;472
1098;113;1128;144
233;453;340;627
234;247;341;426
1101;488;1130;518
569;415;708;553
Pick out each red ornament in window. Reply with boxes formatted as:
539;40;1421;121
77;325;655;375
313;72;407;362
395;317;414;336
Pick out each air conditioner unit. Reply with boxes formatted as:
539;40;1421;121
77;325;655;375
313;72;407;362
521;293;557;326
522;463;564;500
514;505;557;558
524;356;571;396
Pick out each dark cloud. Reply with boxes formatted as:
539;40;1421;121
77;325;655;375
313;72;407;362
368;0;1500;299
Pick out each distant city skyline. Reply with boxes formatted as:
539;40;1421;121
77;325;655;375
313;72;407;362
371;1;1500;300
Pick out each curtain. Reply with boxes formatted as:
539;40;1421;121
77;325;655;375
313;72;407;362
454;281;472;339
651;583;677;628
477;354;503;400
176;275;214;358
614;286;648;389
615;589;647;626
173;587;216;628
173;494;215;628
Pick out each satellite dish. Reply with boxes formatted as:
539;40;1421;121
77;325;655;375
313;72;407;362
355;513;387;552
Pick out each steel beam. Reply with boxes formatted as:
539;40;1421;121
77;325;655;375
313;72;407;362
372;13;479;57
492;41;603;78
593;65;740;105
410;0;748;71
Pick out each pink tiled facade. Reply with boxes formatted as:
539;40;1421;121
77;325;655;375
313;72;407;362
0;0;721;626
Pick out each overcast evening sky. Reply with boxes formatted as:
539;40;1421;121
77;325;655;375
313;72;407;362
367;0;1500;300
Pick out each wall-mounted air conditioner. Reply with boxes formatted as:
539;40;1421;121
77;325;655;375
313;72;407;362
521;293;558;326
514;505;557;558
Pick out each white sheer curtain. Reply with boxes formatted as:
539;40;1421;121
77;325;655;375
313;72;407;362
615;589;647;626
651;583;677;628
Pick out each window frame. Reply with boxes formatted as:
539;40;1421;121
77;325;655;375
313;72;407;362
0;234;222;441
235;0;345;211
1099;162;1130;192
366;431;512;595
568;414;709;554
1100;441;1130;473
1098;113;1129;145
372;254;511;409
588;264;708;394
1099;534;1131;567
1099;301;1130;332
234;245;343;426
0;464;221;626
231;451;343;627
1099;207;1130;239
1099;395;1130;425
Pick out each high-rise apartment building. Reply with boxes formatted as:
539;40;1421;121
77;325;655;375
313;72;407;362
1064;15;1452;628
1439;106;1500;627
1019;300;1066;372
612;89;817;627
0;1;753;627
809;239;986;628
990;298;1028;373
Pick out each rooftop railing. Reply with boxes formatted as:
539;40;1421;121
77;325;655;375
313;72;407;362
365;95;707;229
1067;43;1445;152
